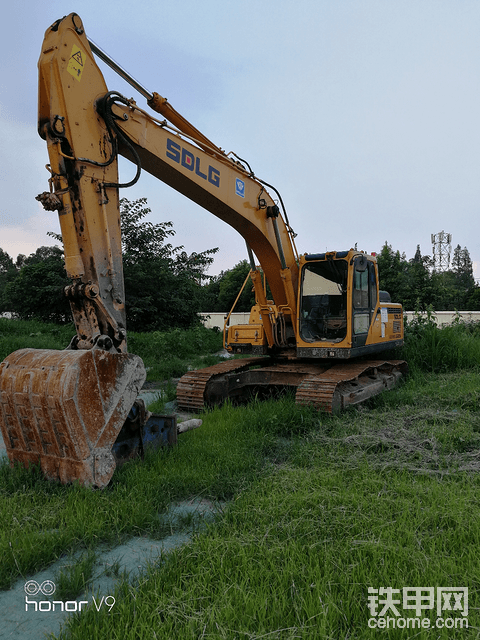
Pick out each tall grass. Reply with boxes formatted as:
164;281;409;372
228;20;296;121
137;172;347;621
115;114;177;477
1;318;480;638
53;389;480;639
127;325;224;380
48;318;480;640
54;549;97;600
401;312;480;373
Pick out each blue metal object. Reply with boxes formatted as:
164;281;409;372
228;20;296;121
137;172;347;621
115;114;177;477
141;414;177;448
112;403;177;465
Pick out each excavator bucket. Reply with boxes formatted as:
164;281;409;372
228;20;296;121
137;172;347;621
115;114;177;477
0;347;146;488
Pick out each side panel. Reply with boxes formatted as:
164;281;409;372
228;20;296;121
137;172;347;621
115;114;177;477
367;304;404;345
226;323;267;355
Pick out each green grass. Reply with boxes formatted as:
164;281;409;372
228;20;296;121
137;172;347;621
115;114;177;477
53;549;97;601
0;394;313;592
401;313;480;373
49;371;480;639
54;467;478;639
0;317;479;638
0;318;224;380
0;317;74;361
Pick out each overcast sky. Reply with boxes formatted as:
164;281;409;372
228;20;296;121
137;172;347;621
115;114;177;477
1;1;479;281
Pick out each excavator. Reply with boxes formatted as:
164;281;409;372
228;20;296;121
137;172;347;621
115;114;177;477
0;14;406;487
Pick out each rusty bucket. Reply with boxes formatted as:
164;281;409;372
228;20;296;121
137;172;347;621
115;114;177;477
0;347;146;487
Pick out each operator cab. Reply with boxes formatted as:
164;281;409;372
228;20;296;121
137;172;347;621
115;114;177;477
299;250;381;347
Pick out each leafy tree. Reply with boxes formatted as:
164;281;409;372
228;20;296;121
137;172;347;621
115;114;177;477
450;244;475;308
466;286;480;310
377;241;477;311
200;272;222;312
15;254;26;269
0;248;18;312
2;246;70;322
412;245;422;263
24;246;65;265
120;197;176;264
0;248;15;274
2;199;218;329
119;198;218;331
376;242;409;306
405;246;435;310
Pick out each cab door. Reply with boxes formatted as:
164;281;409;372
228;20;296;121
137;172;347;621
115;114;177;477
352;256;377;348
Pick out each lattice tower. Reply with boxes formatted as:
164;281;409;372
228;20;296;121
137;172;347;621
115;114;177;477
431;231;452;272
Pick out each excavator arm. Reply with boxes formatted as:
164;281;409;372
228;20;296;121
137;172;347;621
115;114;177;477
0;13;300;487
37;14;127;353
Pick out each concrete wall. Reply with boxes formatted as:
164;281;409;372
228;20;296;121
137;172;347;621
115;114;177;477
199;311;480;330
199;312;251;330
403;311;480;326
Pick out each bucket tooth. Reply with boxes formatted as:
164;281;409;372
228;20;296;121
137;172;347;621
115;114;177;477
0;347;146;487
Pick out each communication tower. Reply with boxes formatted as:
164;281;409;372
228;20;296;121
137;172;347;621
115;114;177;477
431;231;451;272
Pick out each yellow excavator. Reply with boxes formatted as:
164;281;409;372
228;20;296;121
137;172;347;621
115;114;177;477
0;14;406;487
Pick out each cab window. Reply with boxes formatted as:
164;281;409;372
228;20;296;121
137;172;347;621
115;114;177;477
300;260;348;342
353;260;377;310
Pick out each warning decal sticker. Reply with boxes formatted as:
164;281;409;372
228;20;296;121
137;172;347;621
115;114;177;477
67;45;85;82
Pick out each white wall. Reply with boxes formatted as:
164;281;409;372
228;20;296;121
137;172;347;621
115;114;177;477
199;312;251;330
403;311;480;327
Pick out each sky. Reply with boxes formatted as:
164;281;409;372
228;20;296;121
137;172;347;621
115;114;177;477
1;0;479;281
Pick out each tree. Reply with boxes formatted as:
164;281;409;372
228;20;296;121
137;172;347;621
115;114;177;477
2;246;70;322
120;197;175;264
0;248;18;312
119;198;218;331
450;245;475;308
405;246;435;310
376;242;409;306
2;199;218;329
376;241;477;311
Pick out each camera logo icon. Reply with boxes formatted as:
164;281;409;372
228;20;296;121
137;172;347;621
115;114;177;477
24;580;56;596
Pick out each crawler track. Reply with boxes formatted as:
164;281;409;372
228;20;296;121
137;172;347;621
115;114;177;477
176;357;271;411
295;360;408;413
177;357;407;413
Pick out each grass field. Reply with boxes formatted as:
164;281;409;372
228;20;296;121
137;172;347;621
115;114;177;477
0;316;479;638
